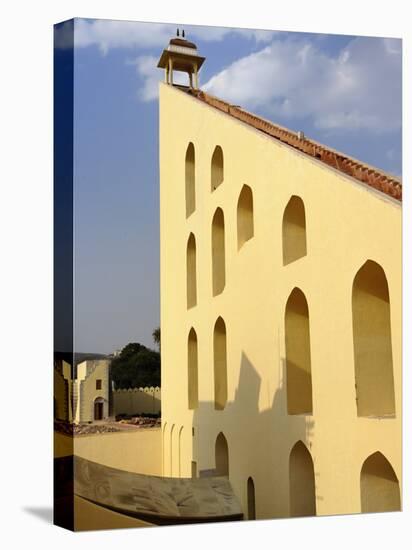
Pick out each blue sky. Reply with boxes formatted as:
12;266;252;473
63;18;401;354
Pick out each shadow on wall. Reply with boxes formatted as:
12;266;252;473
180;349;400;521
184;352;316;521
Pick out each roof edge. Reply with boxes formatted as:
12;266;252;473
164;84;402;202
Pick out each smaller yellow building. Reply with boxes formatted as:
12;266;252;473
54;359;111;423
54;358;163;424
74;360;111;423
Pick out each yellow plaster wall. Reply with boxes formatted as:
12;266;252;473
159;83;401;519
113;387;161;416
73;428;162;476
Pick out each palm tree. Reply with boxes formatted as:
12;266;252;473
152;327;161;351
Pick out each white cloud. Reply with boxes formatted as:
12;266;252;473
132;55;188;102
71;19;275;54
65;19;401;133
133;56;161;102
74;20;174;53
203;36;401;132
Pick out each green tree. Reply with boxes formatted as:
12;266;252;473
111;341;160;389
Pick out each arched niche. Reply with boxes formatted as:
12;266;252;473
352;260;395;417
188;328;198;409
247;476;256;520
178;426;184;477
215;432;229;476
213;316;227;410
186;233;197;309
211;208;226;296
211;145;224;191
185;142;196;217
162;422;167;475
282;195;307;265
170;424;175;477
360;452;400;513
237;184;254;249
289;441;316;517
285;287;313;415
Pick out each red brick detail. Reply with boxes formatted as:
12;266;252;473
187;89;402;202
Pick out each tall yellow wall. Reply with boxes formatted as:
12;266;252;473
159;83;401;519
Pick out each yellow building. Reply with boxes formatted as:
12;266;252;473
158;36;402;520
74;359;111;423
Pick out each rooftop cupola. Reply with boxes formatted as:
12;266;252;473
157;29;205;89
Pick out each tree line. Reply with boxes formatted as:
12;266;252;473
110;327;161;389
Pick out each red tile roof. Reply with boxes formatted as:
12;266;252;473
183;87;402;202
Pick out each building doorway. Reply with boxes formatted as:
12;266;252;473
94;398;104;420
